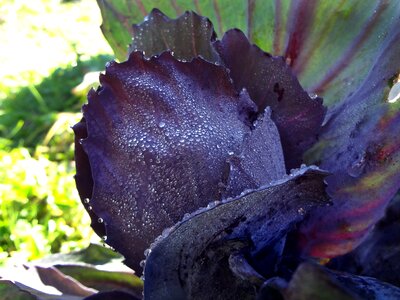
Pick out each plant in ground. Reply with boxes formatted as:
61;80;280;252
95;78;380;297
4;1;400;299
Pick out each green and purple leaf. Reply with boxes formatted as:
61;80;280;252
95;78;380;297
330;193;400;287
299;21;400;258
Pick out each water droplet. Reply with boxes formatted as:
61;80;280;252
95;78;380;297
87;205;93;211
83;198;90;204
347;152;367;177
144;248;152;257
308;92;318;99
102;235;107;241
388;81;400;103
161;228;171;237
298;207;305;215
158;121;166;128
98;217;104;223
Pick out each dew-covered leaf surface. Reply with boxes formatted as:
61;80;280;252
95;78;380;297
299;22;400;258
129;9;221;63
77;51;285;272
224;107;286;198
143;167;329;300
214;29;325;170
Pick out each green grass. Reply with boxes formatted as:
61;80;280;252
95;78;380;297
0;0;114;264
0;54;112;154
0;147;93;263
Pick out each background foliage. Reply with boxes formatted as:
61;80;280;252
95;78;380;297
0;0;113;264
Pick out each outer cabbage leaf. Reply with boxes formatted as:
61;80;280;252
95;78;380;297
330;193;400;287
75;51;285;272
299;22;400;258
144;167;329;299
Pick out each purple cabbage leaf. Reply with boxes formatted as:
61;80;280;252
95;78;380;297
73;1;400;299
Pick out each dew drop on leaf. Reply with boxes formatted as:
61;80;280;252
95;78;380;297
347;152;367;178
388;81;400;103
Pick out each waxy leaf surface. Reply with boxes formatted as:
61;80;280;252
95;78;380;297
330;194;400;287
299;19;400;258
